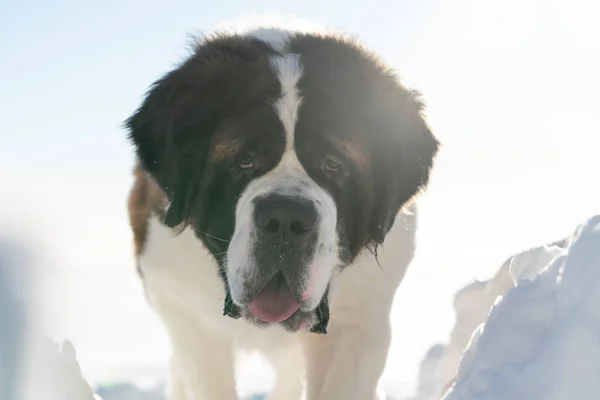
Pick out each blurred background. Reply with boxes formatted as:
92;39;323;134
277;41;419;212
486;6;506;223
1;0;599;398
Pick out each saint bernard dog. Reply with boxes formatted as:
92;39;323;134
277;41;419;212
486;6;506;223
126;22;439;400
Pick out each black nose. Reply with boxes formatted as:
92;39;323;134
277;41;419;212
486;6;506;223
254;194;318;240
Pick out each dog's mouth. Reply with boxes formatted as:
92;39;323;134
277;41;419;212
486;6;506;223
247;273;300;323
223;271;331;334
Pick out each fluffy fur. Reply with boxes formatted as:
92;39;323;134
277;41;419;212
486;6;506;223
126;23;439;400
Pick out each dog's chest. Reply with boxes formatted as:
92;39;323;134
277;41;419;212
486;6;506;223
138;217;230;328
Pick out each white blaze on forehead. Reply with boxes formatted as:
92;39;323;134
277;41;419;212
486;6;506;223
246;28;293;52
270;54;303;152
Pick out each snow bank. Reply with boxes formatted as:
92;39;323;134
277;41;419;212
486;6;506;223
442;215;600;400
0;240;99;400
433;235;570;396
6;215;599;400
405;344;446;400
435;261;514;396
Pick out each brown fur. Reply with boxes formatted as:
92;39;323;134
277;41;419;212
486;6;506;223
127;163;167;266
210;138;242;163
327;136;369;172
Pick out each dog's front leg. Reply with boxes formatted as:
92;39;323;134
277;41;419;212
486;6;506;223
165;315;238;400
266;343;305;400
301;320;392;400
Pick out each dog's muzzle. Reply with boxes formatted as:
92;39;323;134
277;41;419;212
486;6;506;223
245;193;318;323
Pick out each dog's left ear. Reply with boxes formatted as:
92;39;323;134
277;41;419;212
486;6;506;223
369;85;440;245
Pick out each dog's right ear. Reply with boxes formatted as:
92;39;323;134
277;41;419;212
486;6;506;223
125;66;202;227
125;36;277;227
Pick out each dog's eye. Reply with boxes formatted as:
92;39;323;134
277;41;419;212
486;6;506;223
324;155;342;172
238;155;255;169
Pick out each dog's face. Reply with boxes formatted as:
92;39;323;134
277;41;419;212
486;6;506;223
126;30;439;332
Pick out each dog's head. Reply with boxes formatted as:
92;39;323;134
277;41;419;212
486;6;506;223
126;29;439;332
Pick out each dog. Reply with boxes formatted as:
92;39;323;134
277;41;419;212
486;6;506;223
126;22;439;400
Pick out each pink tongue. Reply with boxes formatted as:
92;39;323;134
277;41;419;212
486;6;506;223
248;275;299;323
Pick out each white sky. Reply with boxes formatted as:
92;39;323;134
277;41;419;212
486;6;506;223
1;0;599;396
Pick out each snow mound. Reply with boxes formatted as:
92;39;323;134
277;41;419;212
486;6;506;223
406;344;446;400
442;215;600;400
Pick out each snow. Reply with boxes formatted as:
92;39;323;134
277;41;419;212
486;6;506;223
441;215;600;400
434;261;515;396
3;215;600;400
429;234;571;398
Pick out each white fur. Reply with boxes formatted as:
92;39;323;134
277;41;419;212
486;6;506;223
139;206;417;400
270;54;303;149
248;28;294;53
